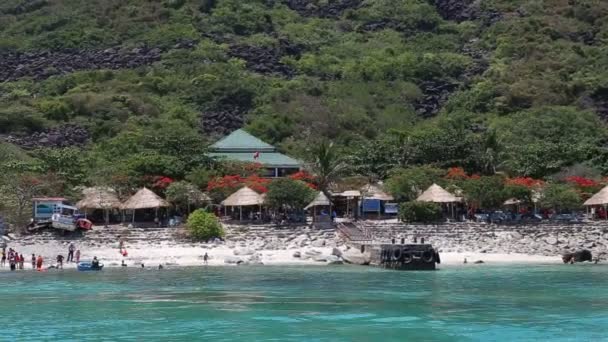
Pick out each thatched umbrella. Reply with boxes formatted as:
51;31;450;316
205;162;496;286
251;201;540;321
76;187;121;225
121;187;170;223
305;191;331;210
417;184;460;203
305;191;331;221
361;184;394;201
221;187;264;221
360;184;393;217
417;184;460;218
584;185;608;219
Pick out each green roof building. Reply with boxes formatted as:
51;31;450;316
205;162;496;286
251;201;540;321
209;129;301;177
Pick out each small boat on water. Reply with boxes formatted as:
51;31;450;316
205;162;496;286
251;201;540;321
77;261;104;271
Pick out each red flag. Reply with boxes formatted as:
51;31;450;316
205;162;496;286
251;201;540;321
253;151;260;159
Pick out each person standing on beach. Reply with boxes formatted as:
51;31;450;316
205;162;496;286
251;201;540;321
203;253;209;265
31;254;36;269
19;254;24;270
75;250;81;263
36;255;43;270
67;243;75;262
118;235;125;253
8;252;16;271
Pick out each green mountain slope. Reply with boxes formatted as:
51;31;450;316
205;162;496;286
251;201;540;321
1;0;608;184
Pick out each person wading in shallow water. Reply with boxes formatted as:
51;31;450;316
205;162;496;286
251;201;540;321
31;254;36;270
203;253;209;265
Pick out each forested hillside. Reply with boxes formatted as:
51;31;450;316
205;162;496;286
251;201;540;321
1;0;608;207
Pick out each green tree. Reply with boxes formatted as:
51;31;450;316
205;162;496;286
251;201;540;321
399;201;442;223
186;209;224;241
540;183;582;213
307;140;348;194
460;176;509;210
166;181;208;214
265;178;315;211
386;166;445;202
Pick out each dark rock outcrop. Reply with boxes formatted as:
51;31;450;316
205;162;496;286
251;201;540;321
414;80;458;118
200;106;246;136
228;40;303;77
432;0;502;24
3;124;90;149
284;0;362;18
0;47;163;81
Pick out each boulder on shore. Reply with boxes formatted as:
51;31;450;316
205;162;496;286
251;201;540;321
341;248;371;265
234;248;255;256
224;256;244;264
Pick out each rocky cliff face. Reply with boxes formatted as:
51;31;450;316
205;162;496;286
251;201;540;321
2;124;89;149
0;47;164;81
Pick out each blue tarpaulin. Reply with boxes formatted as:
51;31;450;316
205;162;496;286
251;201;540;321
362;199;381;212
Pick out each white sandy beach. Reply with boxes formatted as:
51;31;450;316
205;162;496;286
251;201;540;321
1;238;564;271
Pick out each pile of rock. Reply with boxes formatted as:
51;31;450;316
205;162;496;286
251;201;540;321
0;47;163;81
432;0;502;25
200;106;246;135
414;80;458;118
363;221;608;258
228;42;300;77
3;124;90;149
284;0;362;18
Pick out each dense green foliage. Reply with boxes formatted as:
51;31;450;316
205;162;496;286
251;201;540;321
2;0;608;223
540;184;582;213
399;201;443;223
186;209;224;240
264;178;315;210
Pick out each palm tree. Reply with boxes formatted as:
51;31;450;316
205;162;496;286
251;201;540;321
307;140;349;195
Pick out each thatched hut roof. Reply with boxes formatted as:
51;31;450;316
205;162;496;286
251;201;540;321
121;187;169;210
361;184;394;201
416;184;460;203
221;187;264;207
76;187;122;209
584;185;608;206
305;192;331;210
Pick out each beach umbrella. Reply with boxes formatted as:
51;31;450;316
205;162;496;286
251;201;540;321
121;187;169;224
221;187;264;221
76;187;122;226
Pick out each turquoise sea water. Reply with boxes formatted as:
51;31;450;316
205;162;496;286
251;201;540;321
1;264;607;341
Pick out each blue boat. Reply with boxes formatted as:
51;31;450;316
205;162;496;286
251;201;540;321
77;261;104;271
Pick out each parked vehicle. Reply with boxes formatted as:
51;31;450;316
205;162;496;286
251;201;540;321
29;201;92;232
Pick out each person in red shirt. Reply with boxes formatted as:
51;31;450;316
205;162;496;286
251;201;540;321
36;255;43;270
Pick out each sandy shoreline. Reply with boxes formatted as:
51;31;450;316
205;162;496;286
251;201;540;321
5;219;602;271
0;239;563;271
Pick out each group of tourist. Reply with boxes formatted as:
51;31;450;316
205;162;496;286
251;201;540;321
1;242;81;271
1;248;25;270
1;248;45;271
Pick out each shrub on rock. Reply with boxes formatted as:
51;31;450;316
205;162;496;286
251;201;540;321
399;201;442;223
187;209;224;240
